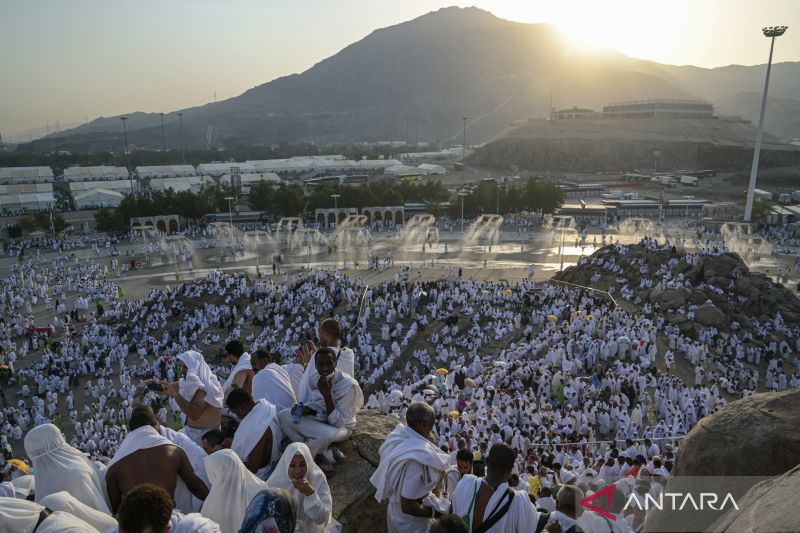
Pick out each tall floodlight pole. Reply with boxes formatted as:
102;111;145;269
225;196;235;228
744;25;788;222
331;194;341;228
461;117;468;183
160;112;166;151
178;112;186;163
120;117;132;193
559;218;567;272
405;117;409;147
458;190;468;233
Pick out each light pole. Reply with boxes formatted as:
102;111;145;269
458;190;468;233
559;217;568;272
744;25;788;222
178;112;186;163
120;117;132;192
331;194;341;229
225;196;235;257
405;117;409;147
461;117;468;183
159;112;166;151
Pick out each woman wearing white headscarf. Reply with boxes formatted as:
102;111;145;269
161;350;224;445
201;449;268;533
266;442;341;533
23;423;111;515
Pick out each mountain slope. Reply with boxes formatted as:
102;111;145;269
22;7;800;153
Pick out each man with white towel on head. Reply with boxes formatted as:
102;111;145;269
225;388;282;480
158;350;224;446
222;339;254;395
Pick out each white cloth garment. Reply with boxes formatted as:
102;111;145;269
176;350;225;408
231;399;281;479
301;369;363;429
23;423;111;515
265;442;341;533
222;352;252;395
161;426;210;512
451;476;539;533
0;497;101;533
201;449;269;533
370;424;450;533
253;363;297;412
297;347;355;403
41;491;118;532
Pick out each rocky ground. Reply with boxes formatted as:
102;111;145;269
554;243;800;341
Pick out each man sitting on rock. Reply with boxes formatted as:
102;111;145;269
225;388;281;480
278;347;363;473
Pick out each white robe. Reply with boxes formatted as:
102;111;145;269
201;450;269;533
222;352;252;395
23;423;111;515
231;399;281;479
252;363;297;412
452;476;539;533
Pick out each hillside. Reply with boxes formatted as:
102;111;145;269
470;117;800;172
18;7;800;153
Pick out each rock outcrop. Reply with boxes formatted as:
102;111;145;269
554;244;800;338
708;464;800;533
644;389;800;533
331;409;398;533
671;388;800;478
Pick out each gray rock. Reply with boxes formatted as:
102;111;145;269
694;303;726;328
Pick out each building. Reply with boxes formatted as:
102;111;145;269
600;197;710;219
602;99;714;119
135;165;197;179
69;179;133;196
74;188;124;209
148;176;213;193
559;182;607;199
558;203;615;224
62;166;129;182
0;166;54;184
0;183;56;211
551;107;599;120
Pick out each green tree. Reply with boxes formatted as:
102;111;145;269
6;224;22;239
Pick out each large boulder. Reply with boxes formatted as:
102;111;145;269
331;409;398;533
672;388;800;478
649;287;691;310
701;253;745;280
694;303;726;329
708;464;800;533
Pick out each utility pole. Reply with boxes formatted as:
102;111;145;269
405;117;409;148
160;112;166;151
462;117;468;183
120;117;132;193
178;113;185;163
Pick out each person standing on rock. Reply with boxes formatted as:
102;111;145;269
370;401;451;533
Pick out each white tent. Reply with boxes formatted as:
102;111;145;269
74;188;124;209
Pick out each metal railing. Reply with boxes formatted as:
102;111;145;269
542;278;619;309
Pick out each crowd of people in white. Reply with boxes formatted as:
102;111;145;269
0;225;797;532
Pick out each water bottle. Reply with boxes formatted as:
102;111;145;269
293;402;303;424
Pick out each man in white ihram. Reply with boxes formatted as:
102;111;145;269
278;347;363;472
370;401;451;533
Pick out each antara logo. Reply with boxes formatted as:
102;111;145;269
579;484;739;521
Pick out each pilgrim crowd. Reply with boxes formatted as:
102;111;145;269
0;227;797;532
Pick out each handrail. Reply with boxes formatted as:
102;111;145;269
542;278;619;309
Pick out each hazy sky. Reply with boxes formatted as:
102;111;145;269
2;0;799;138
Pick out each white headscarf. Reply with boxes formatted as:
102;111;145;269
266;442;339;533
201;450;268;533
24;424;111;514
177;350;224;408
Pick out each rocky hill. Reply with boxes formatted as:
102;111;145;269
18;7;800;153
554;243;800;339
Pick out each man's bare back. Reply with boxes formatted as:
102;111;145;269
105;444;208;513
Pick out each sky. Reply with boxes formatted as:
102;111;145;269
2;0;799;139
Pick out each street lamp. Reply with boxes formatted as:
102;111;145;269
225;196;235;228
744;25;788;222
159;112;166;151
461;117;468;183
559;217;569;272
120;117;132;192
178;112;186;164
458;190;469;233
331;194;341;228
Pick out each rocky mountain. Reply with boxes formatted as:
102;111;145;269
20;7;800;153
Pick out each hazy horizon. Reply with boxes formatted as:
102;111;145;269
2;0;799;139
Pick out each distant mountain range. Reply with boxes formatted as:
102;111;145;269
20;7;800;153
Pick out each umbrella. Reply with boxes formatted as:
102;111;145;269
586;315;595;321
547;315;558;322
573;310;583;316
423;388;436;395
0;364;8;370
448;410;461;418
8;459;29;475
435;368;449;375
617;336;631;345
503;289;513;297
464;378;476;388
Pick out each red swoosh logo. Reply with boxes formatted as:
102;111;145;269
580;483;617;521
